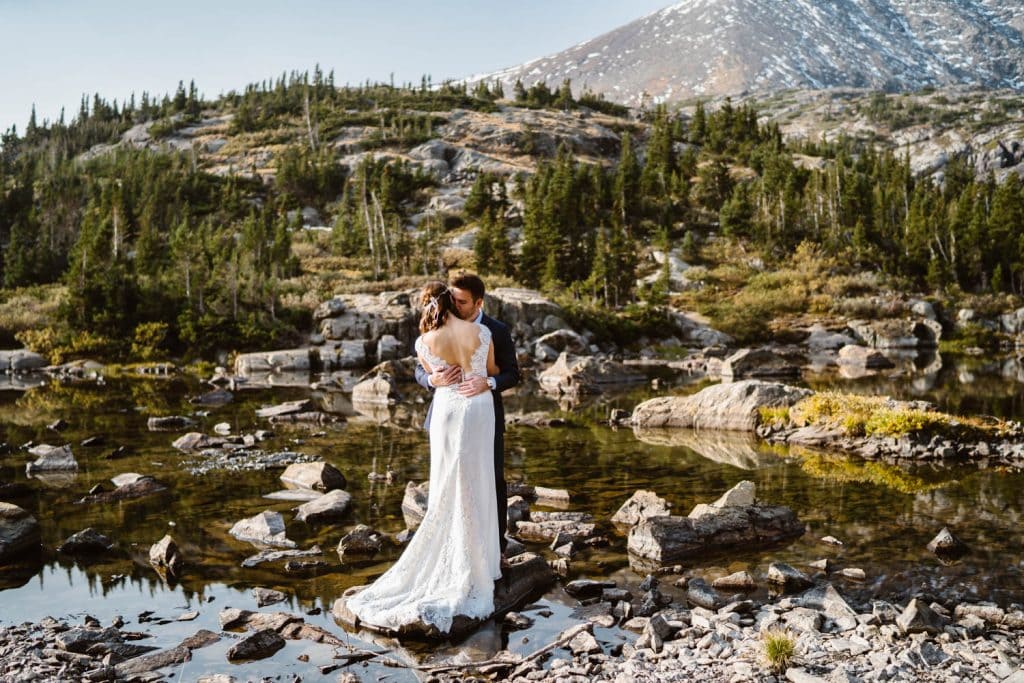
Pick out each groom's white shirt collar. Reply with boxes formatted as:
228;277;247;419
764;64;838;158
472;310;483;324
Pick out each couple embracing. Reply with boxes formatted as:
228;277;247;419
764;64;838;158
347;273;521;635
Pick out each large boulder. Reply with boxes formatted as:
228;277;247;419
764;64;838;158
319;341;370;370
0;503;41;563
631;380;811;432
539;352;645;395
484;288;564;339
721;349;803;381
235;348;313;375
848;318;942;349
317;292;418;348
628;502;804;564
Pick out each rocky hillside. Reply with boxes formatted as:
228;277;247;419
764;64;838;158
474;0;1024;105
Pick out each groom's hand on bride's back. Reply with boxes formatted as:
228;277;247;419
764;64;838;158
428;366;462;388
456;376;490;397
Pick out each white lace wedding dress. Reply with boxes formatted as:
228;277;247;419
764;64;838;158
347;324;501;635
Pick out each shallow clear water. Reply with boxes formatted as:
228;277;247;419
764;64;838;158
1;353;1022;678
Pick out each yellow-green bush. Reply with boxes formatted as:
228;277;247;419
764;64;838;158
130;322;170;361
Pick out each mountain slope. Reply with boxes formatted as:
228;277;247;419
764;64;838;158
475;0;1024;105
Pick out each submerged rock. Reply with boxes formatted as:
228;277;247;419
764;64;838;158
57;528;114;555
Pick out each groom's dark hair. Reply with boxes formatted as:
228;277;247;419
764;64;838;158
450;272;485;301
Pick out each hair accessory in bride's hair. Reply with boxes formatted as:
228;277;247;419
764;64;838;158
424;287;451;313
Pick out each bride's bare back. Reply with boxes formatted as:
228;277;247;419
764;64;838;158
420;316;498;377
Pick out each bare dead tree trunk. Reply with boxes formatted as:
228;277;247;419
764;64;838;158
304;87;318;151
362;175;378;277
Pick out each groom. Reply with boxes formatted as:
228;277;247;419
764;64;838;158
415;272;521;555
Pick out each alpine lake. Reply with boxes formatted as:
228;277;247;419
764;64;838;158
1;352;1023;681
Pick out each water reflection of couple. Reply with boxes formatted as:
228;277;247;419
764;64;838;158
348;273;520;635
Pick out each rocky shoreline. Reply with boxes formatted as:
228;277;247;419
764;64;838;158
3;572;1022;683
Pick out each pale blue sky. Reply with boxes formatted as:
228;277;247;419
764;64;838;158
1;0;670;133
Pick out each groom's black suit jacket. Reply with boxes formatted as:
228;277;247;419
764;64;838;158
414;313;520;431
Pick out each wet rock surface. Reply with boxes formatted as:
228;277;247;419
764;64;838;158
631;380;812;431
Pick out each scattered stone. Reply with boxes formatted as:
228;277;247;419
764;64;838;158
821;535;844;546
896;598;946;635
149;535;184;576
337;524;385;557
293;489;352;523
226;628;286;661
26;444;78;473
229;511;296;549
767;562;813;590
839;567;866;581
279;461;347;492
687;578;724;609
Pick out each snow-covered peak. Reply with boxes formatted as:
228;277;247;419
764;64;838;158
471;0;1024;105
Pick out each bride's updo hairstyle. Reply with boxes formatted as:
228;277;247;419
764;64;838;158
419;280;457;333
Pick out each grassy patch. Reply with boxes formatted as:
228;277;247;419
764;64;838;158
0;284;66;345
788;391;1009;440
758;405;791;426
762;629;796;672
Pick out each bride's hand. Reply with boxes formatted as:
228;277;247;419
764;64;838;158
457;376;490;397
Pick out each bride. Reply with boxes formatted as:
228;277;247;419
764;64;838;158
346;281;502;635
